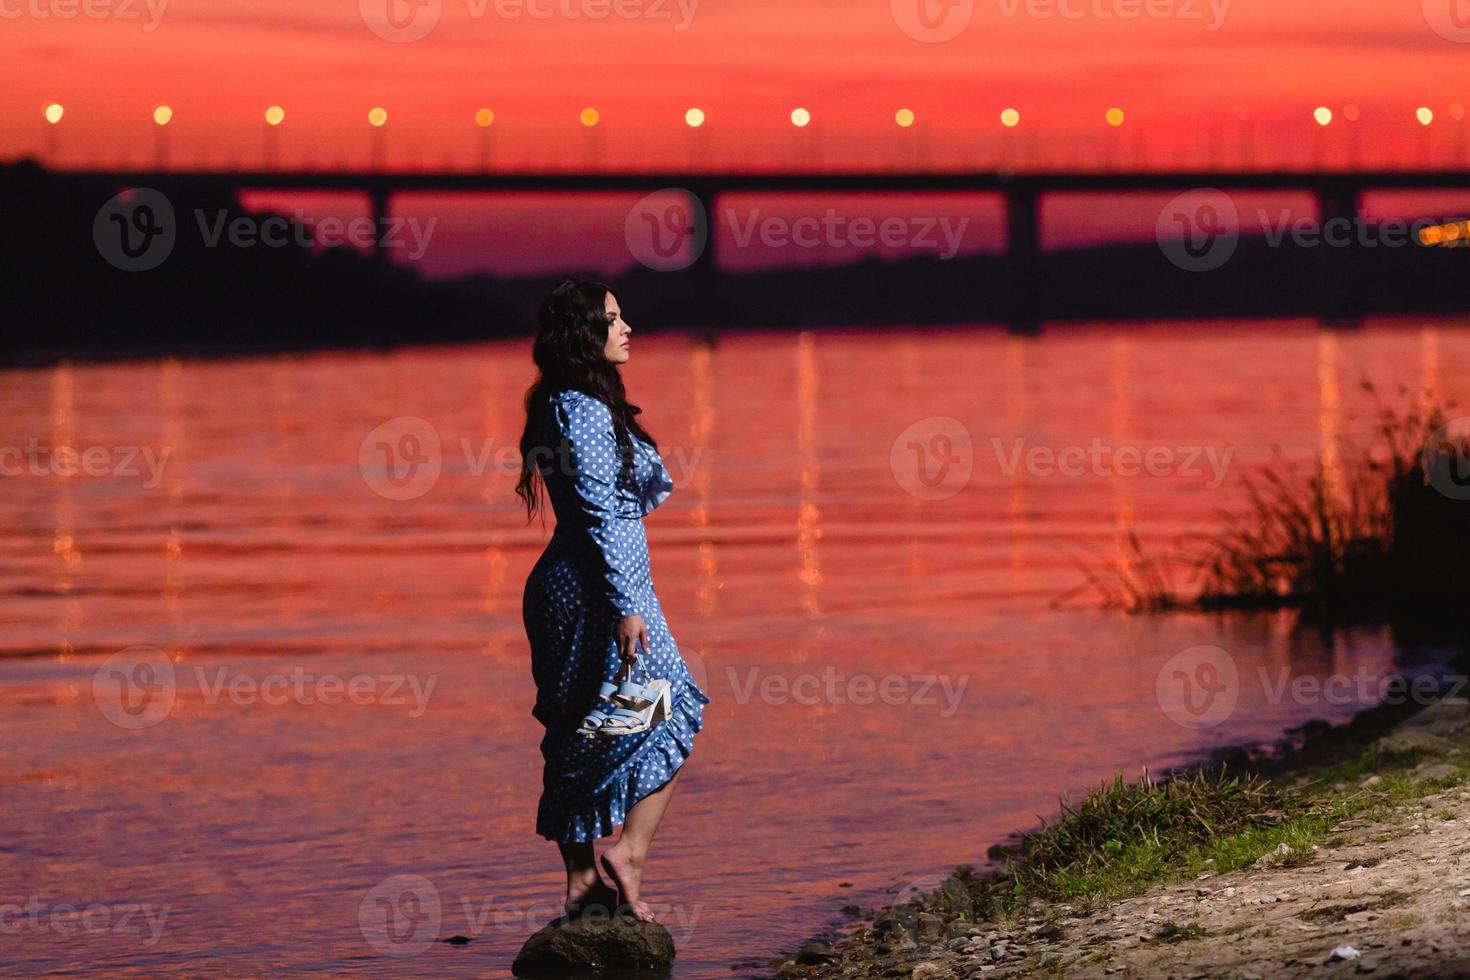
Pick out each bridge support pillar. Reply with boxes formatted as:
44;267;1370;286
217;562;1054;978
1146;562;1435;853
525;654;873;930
369;186;392;267
691;186;719;317
1316;182;1362;328
1005;184;1042;334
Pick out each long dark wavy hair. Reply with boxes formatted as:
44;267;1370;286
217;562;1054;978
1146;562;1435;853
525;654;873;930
515;278;658;524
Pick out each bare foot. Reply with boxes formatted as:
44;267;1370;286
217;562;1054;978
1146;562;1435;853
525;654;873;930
565;877;618;916
599;845;655;922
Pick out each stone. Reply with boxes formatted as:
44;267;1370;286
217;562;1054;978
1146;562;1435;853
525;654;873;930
1329;944;1361;962
512;914;675;976
795;942;838;965
1377;728;1454;758
1414;762;1460;782
1400;698;1470;736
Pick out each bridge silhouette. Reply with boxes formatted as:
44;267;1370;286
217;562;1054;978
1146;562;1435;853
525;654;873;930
54;166;1470;330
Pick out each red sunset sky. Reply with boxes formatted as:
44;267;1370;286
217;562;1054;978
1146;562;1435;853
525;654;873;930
5;0;1470;172
7;0;1470;277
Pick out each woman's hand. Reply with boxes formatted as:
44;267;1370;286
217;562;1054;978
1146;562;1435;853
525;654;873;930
615;614;649;664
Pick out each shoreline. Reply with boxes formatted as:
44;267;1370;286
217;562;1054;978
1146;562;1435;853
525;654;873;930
762;667;1470;979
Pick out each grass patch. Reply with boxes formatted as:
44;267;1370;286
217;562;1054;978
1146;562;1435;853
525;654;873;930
1065;389;1470;617
952;742;1453;919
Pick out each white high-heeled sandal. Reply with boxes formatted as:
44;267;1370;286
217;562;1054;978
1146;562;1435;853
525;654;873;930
576;680;622;736
596;679;672;737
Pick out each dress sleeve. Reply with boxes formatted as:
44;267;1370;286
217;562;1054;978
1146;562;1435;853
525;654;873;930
553;393;647;619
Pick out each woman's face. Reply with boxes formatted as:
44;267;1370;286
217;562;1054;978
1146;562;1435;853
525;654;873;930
602;292;631;364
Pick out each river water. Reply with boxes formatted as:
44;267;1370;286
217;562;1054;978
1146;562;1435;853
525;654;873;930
1;318;1466;976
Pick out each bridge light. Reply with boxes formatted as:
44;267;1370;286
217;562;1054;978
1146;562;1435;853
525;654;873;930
475;108;495;127
685;107;705;128
1452;104;1466;121
895;108;915;128
1343;104;1360;123
44;103;64;124
1105;107;1125;127
265;105;285;126
790;107;811;128
153;105;173;126
1000;108;1020;128
580;107;600;127
1416;106;1434;126
1313;106;1332;126
368;106;388;127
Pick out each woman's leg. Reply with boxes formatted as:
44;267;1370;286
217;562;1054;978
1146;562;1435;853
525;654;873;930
599;768;683;922
558;840;616;913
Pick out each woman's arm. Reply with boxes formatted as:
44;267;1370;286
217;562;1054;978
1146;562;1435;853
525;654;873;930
554;393;650;627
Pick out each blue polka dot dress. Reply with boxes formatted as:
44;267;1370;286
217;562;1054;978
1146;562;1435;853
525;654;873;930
523;388;711;843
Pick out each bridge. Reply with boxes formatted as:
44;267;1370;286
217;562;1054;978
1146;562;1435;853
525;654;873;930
52;167;1470;330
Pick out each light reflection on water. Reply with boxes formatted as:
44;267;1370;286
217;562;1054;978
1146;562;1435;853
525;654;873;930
0;318;1465;976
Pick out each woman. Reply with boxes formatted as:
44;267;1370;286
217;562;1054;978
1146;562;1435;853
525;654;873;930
516;278;710;924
